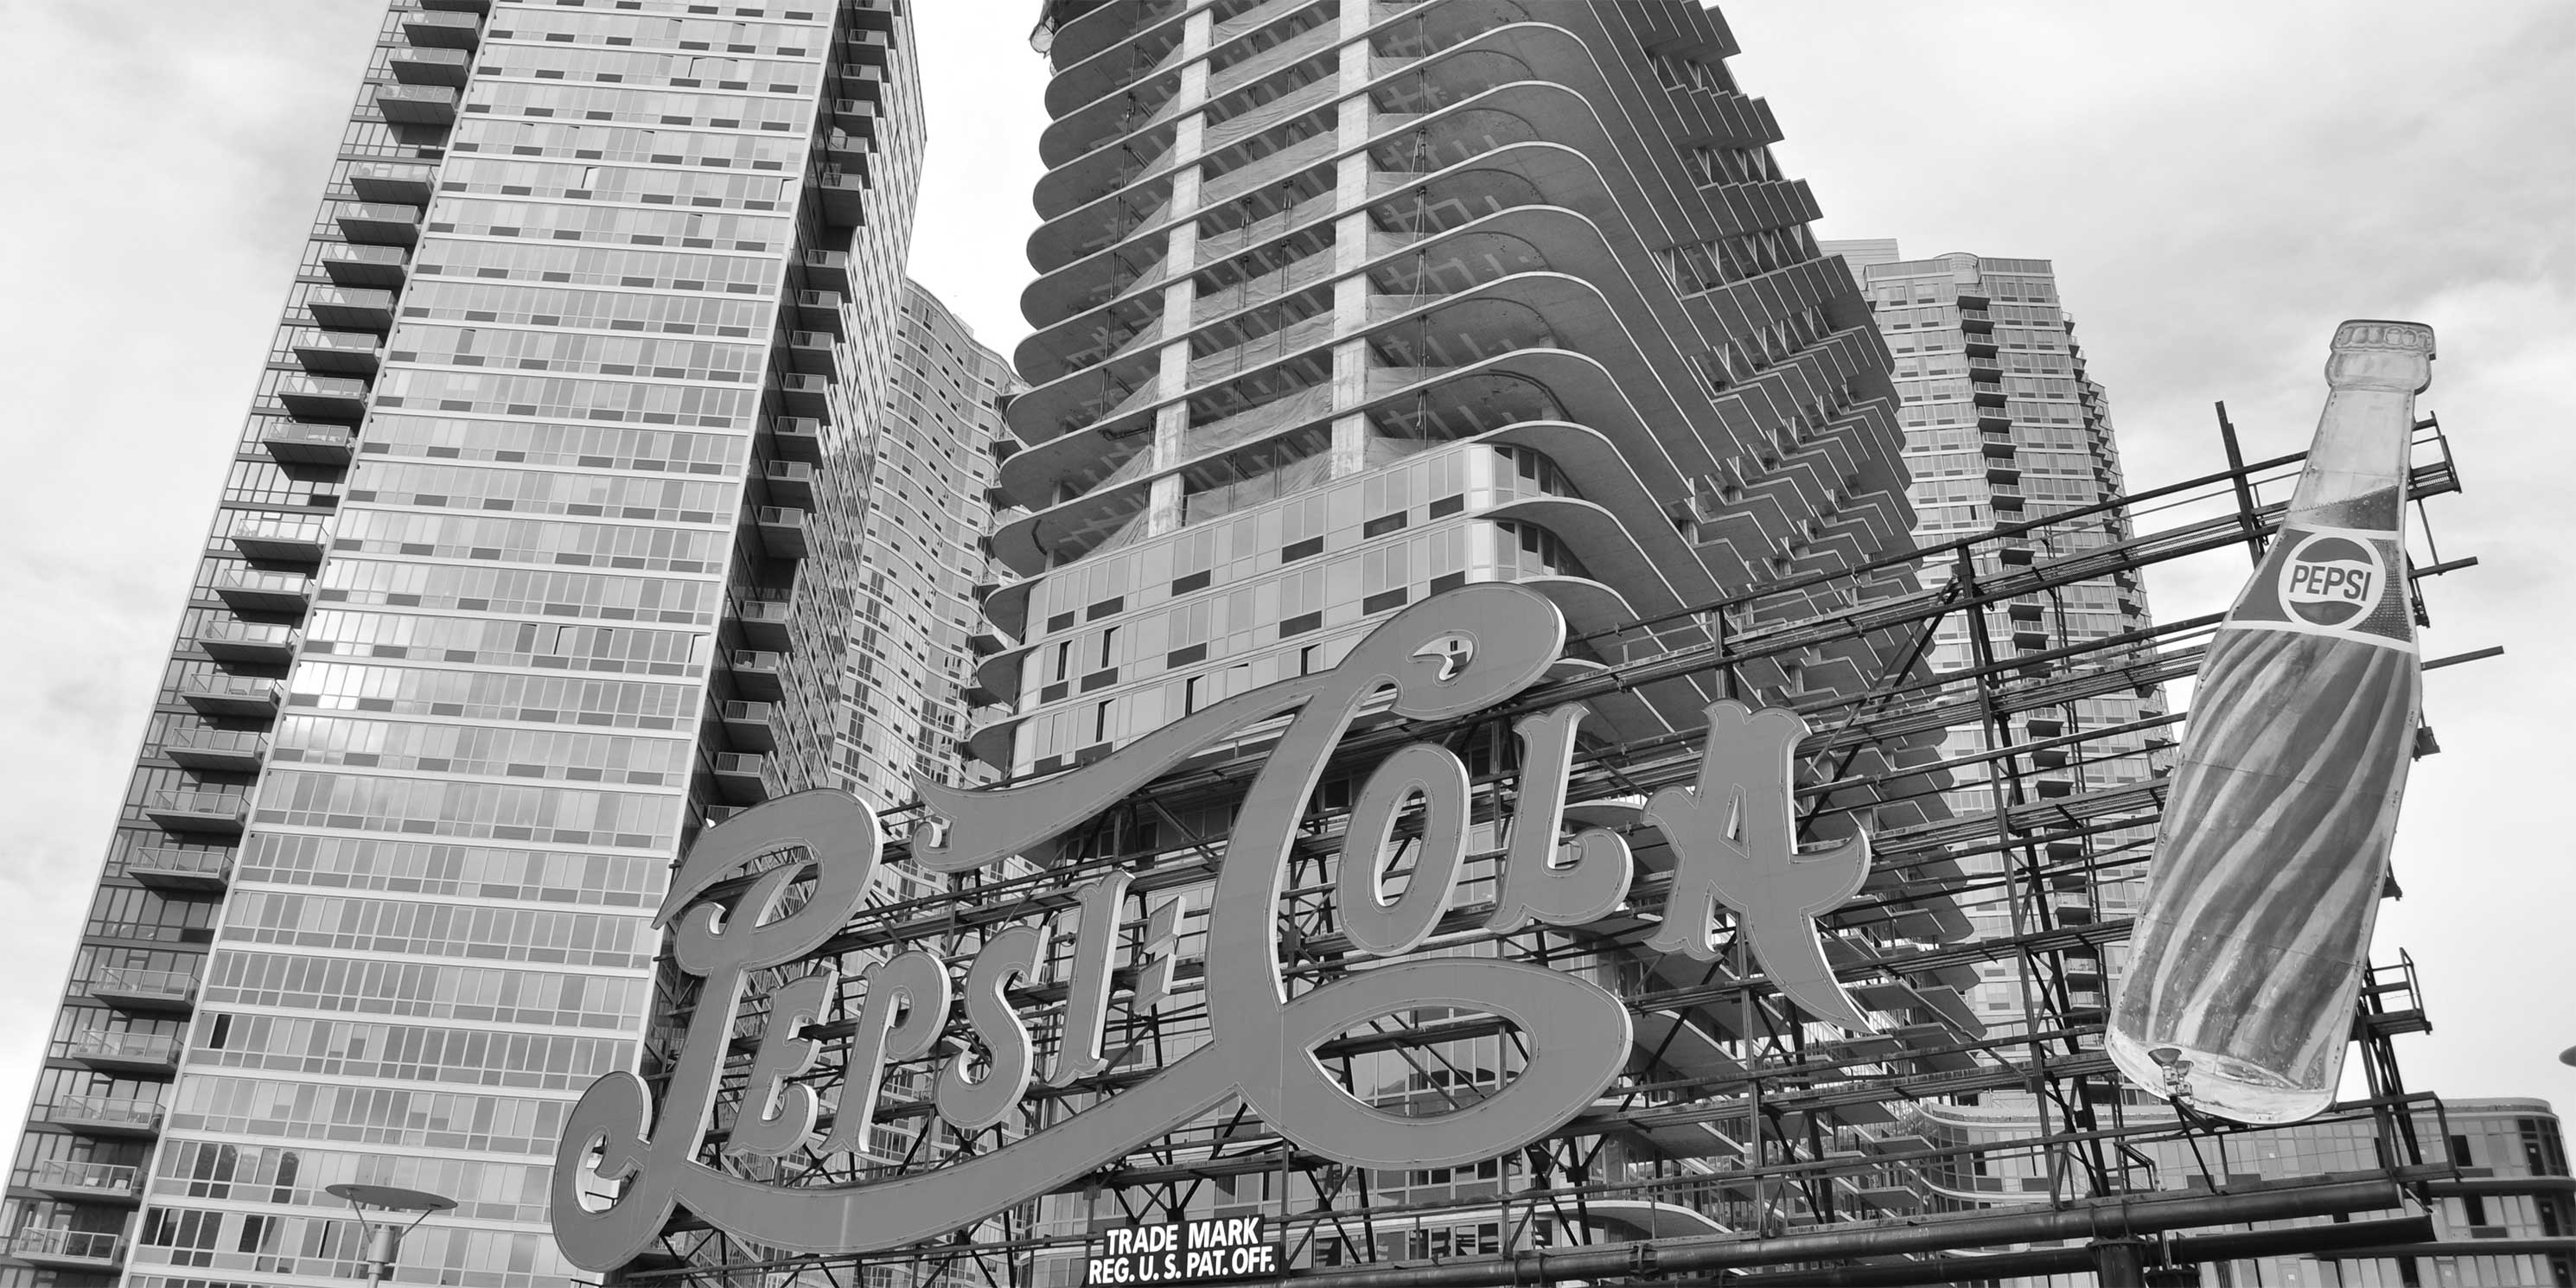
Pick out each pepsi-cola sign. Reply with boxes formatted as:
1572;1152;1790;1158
2280;532;2386;628
550;585;1884;1267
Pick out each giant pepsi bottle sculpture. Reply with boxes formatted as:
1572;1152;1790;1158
2106;320;2433;1125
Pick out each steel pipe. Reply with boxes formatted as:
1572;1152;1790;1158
1282;1177;2405;1288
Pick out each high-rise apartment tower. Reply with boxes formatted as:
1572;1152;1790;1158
986;3;1949;1272
1;3;925;1287
1820;244;2165;1030
986;0;1929;781
835;282;1023;807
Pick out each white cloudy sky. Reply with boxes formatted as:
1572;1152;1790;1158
0;0;2570;1163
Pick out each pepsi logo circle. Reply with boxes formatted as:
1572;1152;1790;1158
2280;534;2385;628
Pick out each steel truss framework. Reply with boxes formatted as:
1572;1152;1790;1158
606;418;2477;1288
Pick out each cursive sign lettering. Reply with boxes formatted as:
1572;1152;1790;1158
552;585;1875;1267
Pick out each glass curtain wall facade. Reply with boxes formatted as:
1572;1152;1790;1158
834;282;1023;808
0;3;923;1288
1820;245;2166;1031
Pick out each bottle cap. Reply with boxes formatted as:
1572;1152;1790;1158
2325;319;2436;393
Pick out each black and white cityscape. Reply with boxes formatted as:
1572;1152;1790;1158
1;4;2572;1288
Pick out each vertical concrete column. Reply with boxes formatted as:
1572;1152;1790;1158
1327;5;1377;478
1145;9;1215;537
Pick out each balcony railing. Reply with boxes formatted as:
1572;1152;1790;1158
306;285;396;332
770;416;824;462
719;701;778;752
289;328;383;377
730;597;792;651
794;290;845;334
800;248;851;291
728;651;786;701
162;727;269;773
213;569;311;615
4;1226;125;1267
66;1030;182;1074
263;422;357;467
403;10;482;47
126;848;233;894
144;790;249;835
91;967;199;1013
777;373;834;418
756;507;811;558
388;45;470;87
231;515;330;564
29;1158;143;1203
317;242;408;290
711;752;769;803
45;1094;163;1137
178;674;280;719
377;84;460;125
786;333;838;379
348;160;438;205
335;201;424;247
762;459;816;508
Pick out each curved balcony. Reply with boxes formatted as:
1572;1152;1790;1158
1027;20;1636;283
980;577;1036;641
45;1094;163;1138
992;344;1706;576
1038;1;1189;124
1036;2;1186;103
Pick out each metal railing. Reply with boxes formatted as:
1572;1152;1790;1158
92;966;197;1004
66;1030;182;1065
31;1158;141;1196
6;1227;124;1262
46;1094;162;1132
